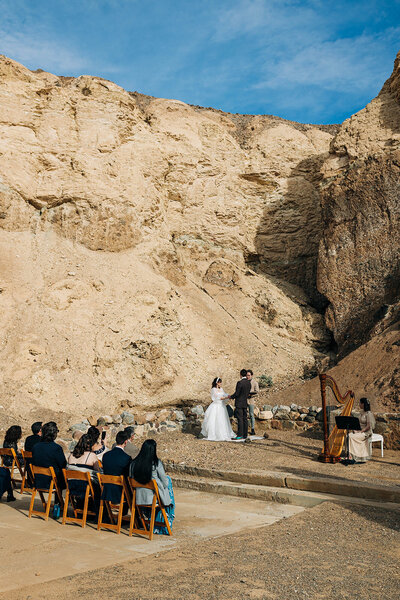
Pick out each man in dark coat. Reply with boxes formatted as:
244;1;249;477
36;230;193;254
230;369;252;440
101;430;131;504
25;421;42;451
32;421;66;493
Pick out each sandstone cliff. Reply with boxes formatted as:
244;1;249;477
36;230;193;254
0;56;334;421
318;51;400;355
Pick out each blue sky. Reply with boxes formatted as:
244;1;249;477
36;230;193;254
0;0;399;124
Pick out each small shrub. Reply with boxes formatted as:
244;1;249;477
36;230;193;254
258;374;273;389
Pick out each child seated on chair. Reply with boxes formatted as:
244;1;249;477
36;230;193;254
129;439;175;534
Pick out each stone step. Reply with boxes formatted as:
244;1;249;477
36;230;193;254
166;462;400;504
171;474;400;511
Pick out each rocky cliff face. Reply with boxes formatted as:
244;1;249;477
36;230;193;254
318;51;400;354
0;56;334;420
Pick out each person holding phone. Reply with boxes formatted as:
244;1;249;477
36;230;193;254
87;426;109;460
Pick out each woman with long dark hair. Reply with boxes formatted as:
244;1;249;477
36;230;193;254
2;425;23;468
87;426;109;459
129;439;175;534
68;433;100;471
348;398;376;463
200;377;234;441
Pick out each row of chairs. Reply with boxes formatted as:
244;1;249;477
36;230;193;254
0;448;172;540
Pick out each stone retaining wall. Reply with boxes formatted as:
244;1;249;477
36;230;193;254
69;404;399;450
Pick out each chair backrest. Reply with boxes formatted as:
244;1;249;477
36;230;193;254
30;464;57;489
129;477;159;493
98;473;124;486
0;447;17;465
0;447;23;480
64;468;94;492
20;450;34;492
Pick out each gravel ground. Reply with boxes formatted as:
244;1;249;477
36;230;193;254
5;502;399;600
154;429;400;488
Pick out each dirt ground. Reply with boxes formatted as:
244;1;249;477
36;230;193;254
154;429;400;488
3;501;399;600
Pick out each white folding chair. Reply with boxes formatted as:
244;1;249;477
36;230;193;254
369;433;384;457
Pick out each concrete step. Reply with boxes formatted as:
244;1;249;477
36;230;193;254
171;474;400;510
166;462;400;504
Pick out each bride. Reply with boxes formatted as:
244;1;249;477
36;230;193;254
201;377;235;441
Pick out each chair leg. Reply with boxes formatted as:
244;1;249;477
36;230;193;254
116;501;124;534
28;489;36;518
129;504;136;537
82;488;89;528
159;505;172;536
149;496;157;541
45;483;54;521
381;440;383;458
62;490;70;525
97;501;104;530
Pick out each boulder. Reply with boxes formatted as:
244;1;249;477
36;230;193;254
134;425;145;437
282;420;296;430
258;410;273;420
69;422;88;432
270;419;283;430
112;414;122;424
172;409;186;422
121;411;135;425
190;405;205;417
274;410;290;420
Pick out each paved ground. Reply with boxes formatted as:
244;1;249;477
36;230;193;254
0;487;302;593
2;501;399;600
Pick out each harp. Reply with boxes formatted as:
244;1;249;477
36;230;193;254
318;373;355;463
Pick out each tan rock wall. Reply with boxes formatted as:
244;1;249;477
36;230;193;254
0;56;335;420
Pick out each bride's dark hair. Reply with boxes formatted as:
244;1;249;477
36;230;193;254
211;377;222;389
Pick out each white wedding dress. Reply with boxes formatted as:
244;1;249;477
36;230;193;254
201;387;235;441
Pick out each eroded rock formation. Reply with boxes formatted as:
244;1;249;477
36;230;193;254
318;51;400;354
0;55;334;420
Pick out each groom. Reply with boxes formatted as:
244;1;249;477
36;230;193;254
230;369;251;440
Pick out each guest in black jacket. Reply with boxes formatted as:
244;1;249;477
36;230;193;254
101;430;131;504
25;422;42;452
32;422;66;492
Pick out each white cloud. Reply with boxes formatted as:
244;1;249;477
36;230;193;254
254;28;400;92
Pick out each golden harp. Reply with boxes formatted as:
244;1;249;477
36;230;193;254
318;374;355;463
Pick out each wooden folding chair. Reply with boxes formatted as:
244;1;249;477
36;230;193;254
62;469;97;528
28;465;64;521
97;473;131;534
0;448;24;488
97;459;103;470
128;478;172;540
20;450;34;494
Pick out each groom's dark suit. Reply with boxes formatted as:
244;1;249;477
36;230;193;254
231;377;251;438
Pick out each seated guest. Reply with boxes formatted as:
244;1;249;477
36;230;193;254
112;426;139;459
101;430;131;504
87;426;109;459
32;422;67;492
0;467;15;502
67;434;101;472
66;433;101;513
129;439;175;534
2;425;23;468
25;421;42;452
348;398;376;463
